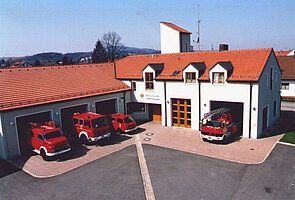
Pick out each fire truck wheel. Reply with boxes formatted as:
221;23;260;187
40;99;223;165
202;138;208;142
80;134;89;145
40;149;48;161
118;129;123;134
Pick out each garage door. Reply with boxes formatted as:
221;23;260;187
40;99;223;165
96;99;117;115
210;101;243;135
149;104;162;121
16;111;51;155
61;104;88;141
172;99;191;128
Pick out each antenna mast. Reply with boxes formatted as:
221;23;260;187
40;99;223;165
197;4;201;51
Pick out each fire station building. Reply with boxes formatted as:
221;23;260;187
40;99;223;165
0;22;282;160
117;48;281;140
0;63;130;159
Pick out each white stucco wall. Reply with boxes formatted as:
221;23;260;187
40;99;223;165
165;64;200;129
200;79;252;138
281;80;295;97
160;23;180;54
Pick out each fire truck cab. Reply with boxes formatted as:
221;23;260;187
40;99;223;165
73;112;111;144
110;113;137;133
26;121;71;160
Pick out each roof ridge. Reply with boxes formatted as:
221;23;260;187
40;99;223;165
1;62;114;71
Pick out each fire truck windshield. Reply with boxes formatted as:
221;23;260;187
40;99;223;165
44;130;63;140
124;117;134;123
92;117;108;129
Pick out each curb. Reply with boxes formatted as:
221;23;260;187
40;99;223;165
278;141;295;147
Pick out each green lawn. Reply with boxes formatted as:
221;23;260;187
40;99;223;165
280;132;295;144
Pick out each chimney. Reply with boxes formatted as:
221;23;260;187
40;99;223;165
219;44;229;51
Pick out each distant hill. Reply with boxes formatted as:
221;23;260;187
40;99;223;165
3;46;160;65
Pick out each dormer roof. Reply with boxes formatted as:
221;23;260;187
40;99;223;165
186;62;206;71
116;48;273;82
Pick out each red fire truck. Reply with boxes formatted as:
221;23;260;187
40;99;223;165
73;112;111;144
200;108;241;141
110;113;137;133
26;121;71;160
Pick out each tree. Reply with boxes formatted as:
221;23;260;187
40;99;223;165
92;39;107;63
34;59;40;66
102;32;125;62
62;56;69;65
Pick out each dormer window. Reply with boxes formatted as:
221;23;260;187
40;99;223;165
213;72;224;84
185;72;196;83
145;72;154;90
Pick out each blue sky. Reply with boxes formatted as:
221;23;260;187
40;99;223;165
0;0;294;57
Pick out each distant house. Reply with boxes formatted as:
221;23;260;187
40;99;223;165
80;56;92;63
10;62;32;68
160;22;192;54
276;55;295;101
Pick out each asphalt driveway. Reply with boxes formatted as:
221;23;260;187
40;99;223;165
0;145;144;200
143;143;295;200
1;143;294;200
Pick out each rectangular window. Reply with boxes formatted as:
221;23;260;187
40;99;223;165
73;118;79;125
185;72;196;83
273;101;277;116
145;73;154;90
281;83;289;90
131;81;136;91
213;72;225;84
185;42;189;52
270;67;273;90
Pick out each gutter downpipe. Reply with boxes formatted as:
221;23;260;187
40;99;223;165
249;82;253;138
114;62;117;79
164;81;167;126
198;81;201;130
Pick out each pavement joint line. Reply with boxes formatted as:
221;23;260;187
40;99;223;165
135;134;156;200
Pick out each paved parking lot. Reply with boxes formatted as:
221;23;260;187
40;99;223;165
9;134;135;177
1;142;294;200
8;116;285;178
0;145;145;200
139;121;283;164
143;143;295;200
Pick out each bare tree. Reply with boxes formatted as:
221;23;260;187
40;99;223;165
102;32;125;62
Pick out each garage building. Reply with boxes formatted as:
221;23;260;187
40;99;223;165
0;63;130;159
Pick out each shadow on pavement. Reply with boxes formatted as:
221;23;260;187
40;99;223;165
261;110;295;138
56;144;91;162
206;135;243;145
0;158;20;178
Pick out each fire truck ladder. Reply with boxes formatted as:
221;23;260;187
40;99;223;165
203;107;230;120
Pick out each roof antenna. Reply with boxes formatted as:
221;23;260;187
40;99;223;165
197;4;201;51
193;4;201;51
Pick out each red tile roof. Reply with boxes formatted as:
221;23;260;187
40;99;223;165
0;63;130;111
115;48;273;82
160;22;192;34
10;61;28;68
277;56;295;80
275;50;292;56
